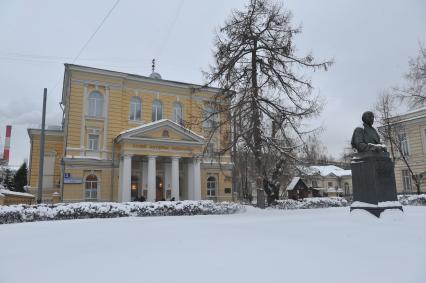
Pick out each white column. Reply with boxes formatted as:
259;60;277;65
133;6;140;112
187;161;194;200
164;162;171;200
119;155;132;202
147;156;156;202
193;158;201;200
141;161;148;198
171;157;180;201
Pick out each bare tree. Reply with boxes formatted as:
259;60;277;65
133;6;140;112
375;91;397;160
375;91;422;195
301;133;332;164
201;0;332;204
398;44;426;108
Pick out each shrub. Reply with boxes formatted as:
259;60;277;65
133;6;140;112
398;194;426;206
0;200;243;225
270;197;348;210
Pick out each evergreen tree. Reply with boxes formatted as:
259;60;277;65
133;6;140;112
3;169;14;190
13;162;28;192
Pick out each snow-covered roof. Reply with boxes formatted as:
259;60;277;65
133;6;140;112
326;187;344;193
0;188;35;198
286;177;300;191
311;187;326;191
307;165;351;177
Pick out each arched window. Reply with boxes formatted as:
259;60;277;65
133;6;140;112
85;174;98;201
152;100;163;121
173;102;183;124
129;96;141;121
207;176;216;197
87;91;104;117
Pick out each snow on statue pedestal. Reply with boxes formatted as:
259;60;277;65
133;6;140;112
350;111;403;217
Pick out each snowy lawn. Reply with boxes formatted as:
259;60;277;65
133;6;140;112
0;206;425;283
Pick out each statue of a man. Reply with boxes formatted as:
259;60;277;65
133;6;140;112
351;111;387;153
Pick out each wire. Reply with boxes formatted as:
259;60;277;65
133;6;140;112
72;0;121;64
49;0;121;93
155;0;184;59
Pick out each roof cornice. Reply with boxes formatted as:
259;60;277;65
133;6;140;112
65;63;225;94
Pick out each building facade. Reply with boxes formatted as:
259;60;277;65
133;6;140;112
380;107;426;194
299;165;352;197
27;64;233;203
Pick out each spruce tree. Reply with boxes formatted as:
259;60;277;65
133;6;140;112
3;169;15;190
13;162;28;192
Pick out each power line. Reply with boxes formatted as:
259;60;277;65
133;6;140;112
155;0;184;59
72;0;121;64
50;0;121;93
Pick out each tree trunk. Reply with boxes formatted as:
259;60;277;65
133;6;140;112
251;38;263;189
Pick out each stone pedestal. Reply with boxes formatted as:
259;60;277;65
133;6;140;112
52;192;61;204
350;152;403;217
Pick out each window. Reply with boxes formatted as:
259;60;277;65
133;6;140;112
398;133;409;156
207;176;216;197
203;106;216;129
43;152;55;189
129;96;141;121
173;102;183;124
87;91;104;118
206;143;215;157
85;174;98;201
88;134;99;151
152;100;163;121
328;182;333;188
344;183;350;195
402;170;412;193
312;180;318;188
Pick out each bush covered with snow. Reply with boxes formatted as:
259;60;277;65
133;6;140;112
398;194;426;206
0;200;243;224
270;197;348;210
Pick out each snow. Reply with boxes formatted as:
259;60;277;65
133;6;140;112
304;165;352;177
0;200;242;224
0;188;35;198
273;197;348;209
378;201;403;207
2;206;424;283
398;194;426;205
285;176;301;191
326;187;344;193
351;201;403;208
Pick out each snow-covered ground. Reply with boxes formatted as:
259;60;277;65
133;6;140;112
1;206;425;283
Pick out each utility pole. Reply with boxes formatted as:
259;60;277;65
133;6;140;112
37;88;47;204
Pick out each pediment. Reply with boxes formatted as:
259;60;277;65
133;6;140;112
116;119;205;146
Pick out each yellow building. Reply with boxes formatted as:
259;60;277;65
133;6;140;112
27;64;233;203
381;107;426;194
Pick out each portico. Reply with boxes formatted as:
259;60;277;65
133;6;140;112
115;119;205;202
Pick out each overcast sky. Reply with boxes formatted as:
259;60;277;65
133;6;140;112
0;0;425;166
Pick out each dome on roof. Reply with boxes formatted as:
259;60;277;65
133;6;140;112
149;72;162;80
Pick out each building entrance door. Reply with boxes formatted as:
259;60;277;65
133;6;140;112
156;176;164;201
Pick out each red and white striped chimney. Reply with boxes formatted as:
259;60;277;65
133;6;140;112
3;125;12;165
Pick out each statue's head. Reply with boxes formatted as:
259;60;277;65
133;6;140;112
362;111;374;126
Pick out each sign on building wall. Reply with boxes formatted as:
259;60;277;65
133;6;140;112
64;173;83;184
